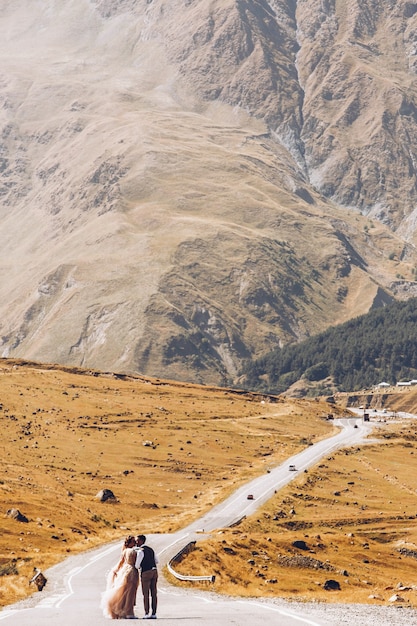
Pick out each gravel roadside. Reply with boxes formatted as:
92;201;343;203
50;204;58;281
264;597;417;626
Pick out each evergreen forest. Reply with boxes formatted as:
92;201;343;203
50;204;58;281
241;297;417;395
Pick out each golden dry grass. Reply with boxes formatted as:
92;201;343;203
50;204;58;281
172;418;417;607
0;358;335;607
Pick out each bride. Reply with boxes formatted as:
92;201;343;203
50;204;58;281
101;535;139;619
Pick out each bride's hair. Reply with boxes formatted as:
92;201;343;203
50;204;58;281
124;535;135;548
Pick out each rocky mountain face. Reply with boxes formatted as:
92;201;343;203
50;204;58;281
1;0;417;385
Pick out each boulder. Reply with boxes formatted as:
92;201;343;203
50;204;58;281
323;579;341;591
95;489;117;502
6;508;29;522
30;568;47;591
389;594;405;603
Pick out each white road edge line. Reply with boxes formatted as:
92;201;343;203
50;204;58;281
237;600;325;626
54;543;121;608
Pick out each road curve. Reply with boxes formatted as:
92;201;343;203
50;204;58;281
0;417;371;626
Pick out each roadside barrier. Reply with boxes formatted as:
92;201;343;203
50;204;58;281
167;541;215;583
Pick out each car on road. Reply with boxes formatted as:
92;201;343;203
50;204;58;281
247;494;254;500
289;464;297;471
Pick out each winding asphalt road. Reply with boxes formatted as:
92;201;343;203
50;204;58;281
0;417;372;625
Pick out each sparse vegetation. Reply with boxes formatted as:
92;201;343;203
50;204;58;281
2;362;417;610
171;419;417;607
0;358;334;608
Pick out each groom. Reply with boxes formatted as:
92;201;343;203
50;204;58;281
135;535;159;619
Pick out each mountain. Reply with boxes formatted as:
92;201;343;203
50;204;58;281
1;0;417;386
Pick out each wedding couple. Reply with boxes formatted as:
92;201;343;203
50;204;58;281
101;534;158;620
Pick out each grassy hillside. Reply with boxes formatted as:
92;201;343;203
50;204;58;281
172;416;417;607
0;358;334;607
3;357;417;610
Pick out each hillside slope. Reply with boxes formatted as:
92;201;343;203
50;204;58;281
0;357;335;607
1;1;417;384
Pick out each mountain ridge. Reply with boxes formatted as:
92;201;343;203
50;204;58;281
1;0;417;384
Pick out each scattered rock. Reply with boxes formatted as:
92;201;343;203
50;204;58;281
29;568;47;591
6;508;28;522
398;547;417;559
95;489;117;502
323;579;341;591
388;593;405;603
277;554;335;571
